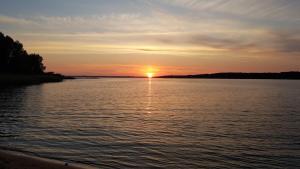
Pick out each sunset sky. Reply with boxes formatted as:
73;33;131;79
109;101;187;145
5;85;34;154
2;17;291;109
0;0;299;76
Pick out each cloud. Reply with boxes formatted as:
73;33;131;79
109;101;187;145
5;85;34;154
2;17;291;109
0;15;33;25
14;28;300;56
1;0;299;57
267;31;300;53
0;13;183;34
151;30;300;54
152;32;261;53
157;0;300;21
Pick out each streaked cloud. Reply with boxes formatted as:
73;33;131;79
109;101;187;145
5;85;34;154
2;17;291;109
0;0;299;75
158;0;300;20
0;15;33;25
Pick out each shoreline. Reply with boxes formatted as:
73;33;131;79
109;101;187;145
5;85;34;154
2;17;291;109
0;149;98;169
71;71;300;80
0;74;73;86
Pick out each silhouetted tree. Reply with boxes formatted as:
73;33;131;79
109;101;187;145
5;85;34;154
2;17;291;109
0;32;45;74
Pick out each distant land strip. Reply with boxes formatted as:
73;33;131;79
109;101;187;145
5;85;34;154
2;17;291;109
72;71;300;80
158;71;300;80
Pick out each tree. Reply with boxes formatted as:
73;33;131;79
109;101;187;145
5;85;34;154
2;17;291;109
0;32;46;74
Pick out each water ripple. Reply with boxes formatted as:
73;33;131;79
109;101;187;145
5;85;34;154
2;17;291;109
1;79;300;168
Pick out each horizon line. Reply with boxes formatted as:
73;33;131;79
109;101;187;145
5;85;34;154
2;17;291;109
67;71;300;78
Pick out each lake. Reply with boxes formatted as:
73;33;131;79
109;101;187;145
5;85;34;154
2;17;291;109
0;78;299;168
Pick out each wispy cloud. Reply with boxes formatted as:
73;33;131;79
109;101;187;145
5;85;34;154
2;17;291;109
158;0;300;20
0;0;299;75
0;15;33;25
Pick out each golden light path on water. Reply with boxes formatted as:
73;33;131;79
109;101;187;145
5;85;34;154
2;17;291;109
147;77;152;114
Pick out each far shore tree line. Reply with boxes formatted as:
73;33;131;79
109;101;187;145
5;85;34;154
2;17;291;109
0;32;45;74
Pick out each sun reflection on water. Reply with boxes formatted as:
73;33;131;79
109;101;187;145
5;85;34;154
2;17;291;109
146;77;152;113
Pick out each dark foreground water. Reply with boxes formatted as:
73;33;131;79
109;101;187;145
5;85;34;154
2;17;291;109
0;79;299;168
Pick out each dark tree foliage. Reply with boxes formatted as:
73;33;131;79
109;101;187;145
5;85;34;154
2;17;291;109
0;32;45;74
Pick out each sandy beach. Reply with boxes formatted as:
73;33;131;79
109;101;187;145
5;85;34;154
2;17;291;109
0;149;98;169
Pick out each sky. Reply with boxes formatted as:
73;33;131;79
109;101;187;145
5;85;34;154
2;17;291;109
0;0;299;76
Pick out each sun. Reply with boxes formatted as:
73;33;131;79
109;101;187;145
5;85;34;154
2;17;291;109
147;72;153;78
143;65;158;78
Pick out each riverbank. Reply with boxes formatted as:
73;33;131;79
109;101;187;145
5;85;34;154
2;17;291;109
0;74;73;85
0;149;97;169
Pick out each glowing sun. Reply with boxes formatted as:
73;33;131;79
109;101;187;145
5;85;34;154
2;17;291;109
144;66;158;78
147;72;153;78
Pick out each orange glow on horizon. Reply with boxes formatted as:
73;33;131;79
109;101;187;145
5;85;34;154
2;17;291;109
143;66;158;78
47;64;208;76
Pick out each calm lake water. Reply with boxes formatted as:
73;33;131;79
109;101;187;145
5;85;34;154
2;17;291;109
0;78;300;168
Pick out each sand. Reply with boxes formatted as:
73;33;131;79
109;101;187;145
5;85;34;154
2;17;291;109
0;149;98;169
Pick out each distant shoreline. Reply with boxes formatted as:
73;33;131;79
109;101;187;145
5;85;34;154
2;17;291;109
158;71;300;80
72;71;300;80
